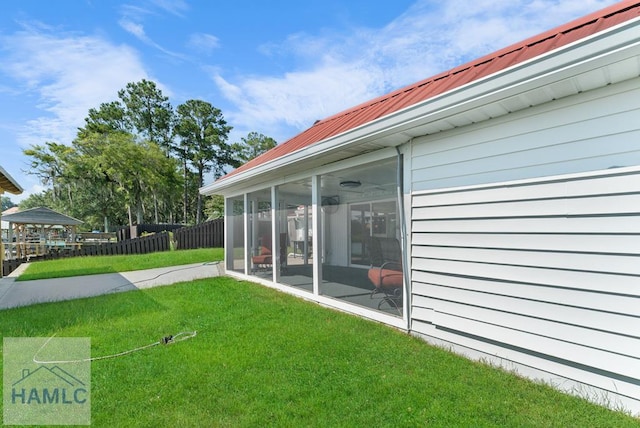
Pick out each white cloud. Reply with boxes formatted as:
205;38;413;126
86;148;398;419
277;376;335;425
119;19;148;41
149;0;189;17
118;16;187;59
211;0;616;141
0;27;148;147
187;33;220;55
215;60;379;130
119;0;189;21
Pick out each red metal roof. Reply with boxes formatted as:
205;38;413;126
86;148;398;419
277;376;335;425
221;1;640;181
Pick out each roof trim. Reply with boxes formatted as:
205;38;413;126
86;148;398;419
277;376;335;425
0;165;23;195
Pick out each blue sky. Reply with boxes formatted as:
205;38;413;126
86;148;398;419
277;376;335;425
0;0;617;202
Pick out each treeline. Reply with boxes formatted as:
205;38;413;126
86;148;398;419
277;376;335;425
21;80;276;231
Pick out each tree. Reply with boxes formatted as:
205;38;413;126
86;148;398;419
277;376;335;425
94;134;171;226
233;132;277;163
21;79;247;229
172;129;193;223
1;196;16;211
204;194;224;220
118;79;174;152
174;99;233;223
77;101;128;138
76;80;181;225
71;132;128;231
144;142;182;223
22;142;75;203
18;190;55;211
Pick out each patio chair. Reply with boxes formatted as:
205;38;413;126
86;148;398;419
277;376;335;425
251;233;288;272
368;237;403;313
252;235;273;270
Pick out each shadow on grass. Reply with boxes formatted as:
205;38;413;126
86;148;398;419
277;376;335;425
17;266;120;281
0;287;167;337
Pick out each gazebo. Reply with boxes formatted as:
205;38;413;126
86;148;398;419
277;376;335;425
2;206;83;259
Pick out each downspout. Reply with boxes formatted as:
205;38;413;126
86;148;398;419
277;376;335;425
396;145;411;331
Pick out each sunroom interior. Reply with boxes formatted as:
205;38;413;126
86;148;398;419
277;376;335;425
225;156;404;317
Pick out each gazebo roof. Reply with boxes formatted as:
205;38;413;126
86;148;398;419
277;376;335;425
2;206;83;226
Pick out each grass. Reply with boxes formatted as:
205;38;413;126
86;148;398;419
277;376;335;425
1;277;638;427
17;248;224;281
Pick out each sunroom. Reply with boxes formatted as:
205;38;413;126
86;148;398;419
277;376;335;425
201;1;640;412
213;147;409;329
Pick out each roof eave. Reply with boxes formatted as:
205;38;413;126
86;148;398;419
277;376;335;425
0;165;24;195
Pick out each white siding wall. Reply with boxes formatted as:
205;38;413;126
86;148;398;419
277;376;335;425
411;167;640;412
408;78;640;412
411;78;640;192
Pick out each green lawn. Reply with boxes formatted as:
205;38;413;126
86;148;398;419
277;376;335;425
17;248;224;281
1;277;637;427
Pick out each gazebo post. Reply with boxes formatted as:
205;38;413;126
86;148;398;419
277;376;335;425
39;223;44;256
7;221;14;260
14;223;22;259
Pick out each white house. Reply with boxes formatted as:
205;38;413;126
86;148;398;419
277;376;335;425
201;1;640;413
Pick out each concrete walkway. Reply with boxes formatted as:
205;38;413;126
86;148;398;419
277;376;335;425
0;262;223;310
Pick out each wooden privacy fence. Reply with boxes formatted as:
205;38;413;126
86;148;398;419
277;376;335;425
2;232;170;277
174;219;224;250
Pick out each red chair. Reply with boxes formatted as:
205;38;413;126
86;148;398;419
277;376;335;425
252;235;272;270
368;237;403;313
251;234;287;272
